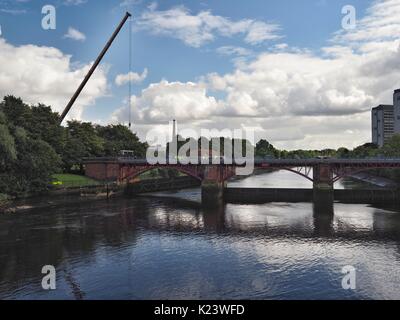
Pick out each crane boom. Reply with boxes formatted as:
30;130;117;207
59;12;132;124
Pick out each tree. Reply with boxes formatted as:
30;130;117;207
382;135;400;157
0;96;152;197
25;104;66;155
67;121;105;157
0;97;62;197
97;124;148;157
0;127;61;197
0;96;65;154
256;140;277;158
0;112;17;168
337;147;350;159
0;112;17;197
0;96;30;128
13;128;61;195
62;121;105;172
62;137;87;173
351;143;378;158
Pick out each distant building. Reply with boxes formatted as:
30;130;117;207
372;89;400;147
372;104;394;147
394;89;400;133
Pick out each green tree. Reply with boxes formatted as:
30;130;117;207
351;143;378;158
97;124;148;157
67;121;105;156
256;139;277;158
337;147;350;159
0;112;17;168
62;137;87;173
1;128;61;197
25;104;66;155
0;96;30;128
382;135;400;157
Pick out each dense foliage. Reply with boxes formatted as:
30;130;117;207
0;96;148;198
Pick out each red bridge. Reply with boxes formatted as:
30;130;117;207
83;157;400;205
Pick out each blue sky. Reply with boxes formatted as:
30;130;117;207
0;0;399;149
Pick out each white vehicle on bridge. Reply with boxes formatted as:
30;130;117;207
120;150;136;158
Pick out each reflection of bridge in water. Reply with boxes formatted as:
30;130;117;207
84;158;400;207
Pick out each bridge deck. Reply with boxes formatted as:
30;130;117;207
83;157;400;168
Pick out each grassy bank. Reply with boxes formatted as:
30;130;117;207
52;174;101;188
51;170;186;188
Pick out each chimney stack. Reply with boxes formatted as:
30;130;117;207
172;119;177;143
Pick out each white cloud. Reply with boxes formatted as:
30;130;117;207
120;0;141;7
115;0;400;150
207;48;391;118
64;27;86;42
216;46;252;57
0;0;29;15
115;69;148;86
112;80;221;124
137;5;281;47
0;8;27;15
245;21;281;45
63;0;87;6
333;0;400;45
0;39;107;120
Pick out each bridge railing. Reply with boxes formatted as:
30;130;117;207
82;157;400;166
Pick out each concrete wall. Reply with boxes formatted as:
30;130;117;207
225;188;313;203
225;188;399;204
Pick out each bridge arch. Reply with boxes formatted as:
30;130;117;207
254;166;314;183
280;168;314;182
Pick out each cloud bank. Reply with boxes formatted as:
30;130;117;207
0;39;107;120
137;5;281;47
114;0;400;150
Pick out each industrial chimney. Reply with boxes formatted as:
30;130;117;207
172;119;177;143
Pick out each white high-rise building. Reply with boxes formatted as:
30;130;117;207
372;105;394;147
372;89;400;147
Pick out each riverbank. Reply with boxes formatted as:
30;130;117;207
0;176;199;214
349;172;399;188
0;184;123;214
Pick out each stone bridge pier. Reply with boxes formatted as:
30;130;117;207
313;164;334;206
201;165;235;207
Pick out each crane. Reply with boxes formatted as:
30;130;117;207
59;12;132;124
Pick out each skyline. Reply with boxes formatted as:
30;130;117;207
0;0;400;150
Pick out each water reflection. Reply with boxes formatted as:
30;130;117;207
0;171;400;300
228;169;372;190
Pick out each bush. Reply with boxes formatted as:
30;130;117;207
0;193;10;209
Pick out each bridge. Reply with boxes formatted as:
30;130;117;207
83;157;400;206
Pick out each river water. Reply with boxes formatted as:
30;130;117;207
1;171;400;300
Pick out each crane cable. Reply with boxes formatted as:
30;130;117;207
128;15;133;129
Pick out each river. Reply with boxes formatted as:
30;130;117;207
1;171;400;300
